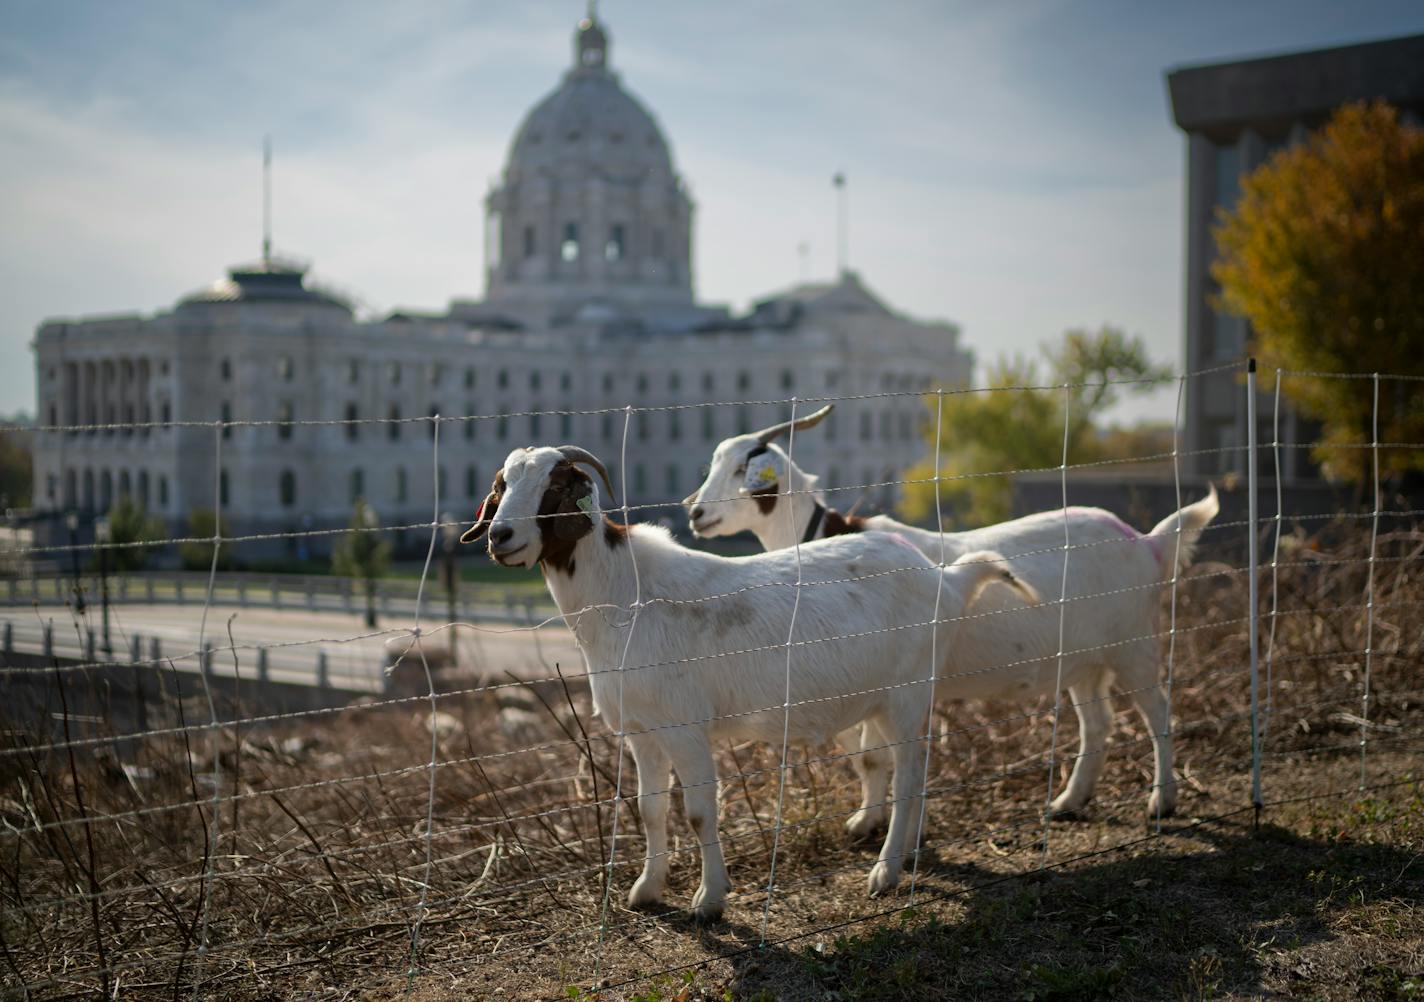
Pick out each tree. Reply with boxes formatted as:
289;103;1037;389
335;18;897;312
179;508;233;571
900;326;1171;525
332;499;392;628
1213;100;1424;485
98;497;168;572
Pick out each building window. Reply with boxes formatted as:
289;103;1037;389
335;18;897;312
278;401;294;440
669;371;681;393
780;369;794;391
350;468;364;503
346;403;360;441
158;475;168;508
560;372;572;392
221;401;232;439
498;369;509;390
395;468;408;503
669;410;681;441
560;412;572;438
464;407;476;440
388;404;401;441
561;222;580;262
531;371;541;391
279;470;297;507
702;371;714;393
118;470;131;498
428;363;440;387
605;223;625;261
464;367;475;389
1215;139;1242;211
220;358;232;381
348;358;361;383
137;471;149;507
880;411;891;441
278;355;293;381
523;225;536;258
530;408;542;438
636;410;649;441
665;464;679;495
737;407;750;435
826;411;837;441
602;373;614;394
219;471;229;507
437;465;447;501
497;409;509;440
636;373;648;394
737;371;750;393
702;409;714;441
465;465;479;499
389;362;402;386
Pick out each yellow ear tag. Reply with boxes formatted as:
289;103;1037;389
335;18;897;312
745;454;780;490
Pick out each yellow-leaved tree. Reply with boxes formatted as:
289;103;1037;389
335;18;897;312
900;327;1171;526
1213;100;1424;485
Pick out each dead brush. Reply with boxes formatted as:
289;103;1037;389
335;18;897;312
0;520;1419;997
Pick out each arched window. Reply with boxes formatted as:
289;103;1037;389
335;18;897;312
279;470;297;507
99;470;112;510
83;469;94;510
465;465;479;499
118;470;131;497
138;471;149;507
350;468;364;503
158;476;169;508
221;401;232;439
561;222;579;262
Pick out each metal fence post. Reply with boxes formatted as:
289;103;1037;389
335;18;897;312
317;649;329;691
257;646;270;685
1247;358;1263;819
43;622;53;659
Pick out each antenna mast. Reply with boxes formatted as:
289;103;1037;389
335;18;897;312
833;171;847;277
262;136;272;264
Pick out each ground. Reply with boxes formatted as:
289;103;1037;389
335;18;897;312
2;522;1419;999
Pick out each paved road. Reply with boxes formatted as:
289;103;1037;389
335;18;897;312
2;603;584;695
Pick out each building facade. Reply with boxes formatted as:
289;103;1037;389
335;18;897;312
32;12;972;556
1166;33;1424;479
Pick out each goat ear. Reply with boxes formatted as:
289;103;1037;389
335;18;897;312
460;491;499;543
741;451;785;494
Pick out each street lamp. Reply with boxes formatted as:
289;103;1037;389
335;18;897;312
65;511;85;615
440;512;459;663
94;515;112;659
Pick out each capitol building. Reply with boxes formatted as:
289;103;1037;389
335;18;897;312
32;12;971;556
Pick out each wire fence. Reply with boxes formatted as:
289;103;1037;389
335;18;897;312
1;360;1421;999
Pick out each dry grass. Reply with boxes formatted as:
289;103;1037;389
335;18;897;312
1;520;1421;1000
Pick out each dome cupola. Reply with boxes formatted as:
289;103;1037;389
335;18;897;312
483;8;694;325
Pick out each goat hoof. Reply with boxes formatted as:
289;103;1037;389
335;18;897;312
845;810;887;842
627;876;666;909
1148;790;1177;819
690;885;725;923
867;860;901;897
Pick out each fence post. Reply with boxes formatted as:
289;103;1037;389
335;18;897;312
131;634;147;732
43;622;53;659
317;649;329;691
1247;358;1263;819
86;628;96;663
149;636;162;665
257;646;270;685
202;642;214;682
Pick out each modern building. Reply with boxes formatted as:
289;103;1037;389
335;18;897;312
1166;33;1424;479
31;11;972;557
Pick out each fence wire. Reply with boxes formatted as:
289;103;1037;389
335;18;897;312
2;361;1420;999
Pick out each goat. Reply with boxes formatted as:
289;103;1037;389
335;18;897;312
461;444;1040;920
683;405;1219;831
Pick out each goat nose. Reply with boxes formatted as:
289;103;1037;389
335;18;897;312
490;526;514;546
691;507;704;521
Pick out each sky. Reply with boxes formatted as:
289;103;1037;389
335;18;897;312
2;0;1421;422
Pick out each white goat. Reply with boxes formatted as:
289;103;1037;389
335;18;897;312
461;444;1039;920
683;406;1219;831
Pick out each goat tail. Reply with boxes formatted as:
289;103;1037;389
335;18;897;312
949;550;1042;609
1146;483;1220;579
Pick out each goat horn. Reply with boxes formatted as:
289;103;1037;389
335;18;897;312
754;403;835;445
556;445;617;502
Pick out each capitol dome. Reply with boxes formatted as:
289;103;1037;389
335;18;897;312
483;10;695;325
